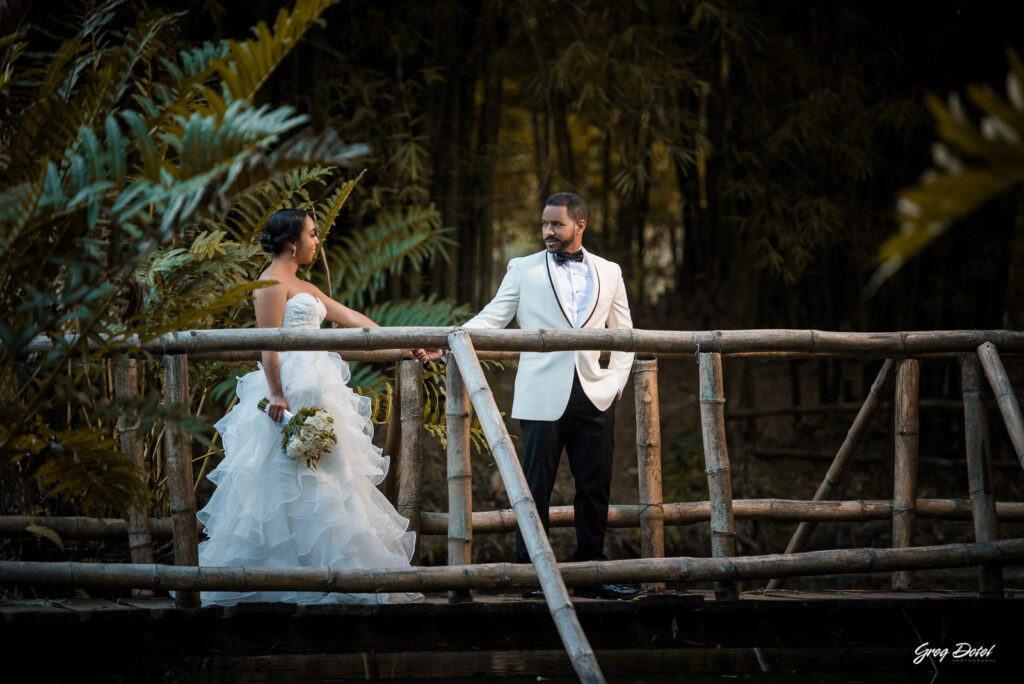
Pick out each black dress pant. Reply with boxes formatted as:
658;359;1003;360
516;373;616;563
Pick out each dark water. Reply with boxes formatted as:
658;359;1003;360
147;647;1013;683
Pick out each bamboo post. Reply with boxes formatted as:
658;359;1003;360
633;358;665;592
113;359;154;599
448;330;605;684
767;359;897;590
162;354;199;607
960;354;1003;598
380;364;403;505
976;341;1024;468
892;358;919;590
397;359;423;563
446;355;473;603
698;352;739;600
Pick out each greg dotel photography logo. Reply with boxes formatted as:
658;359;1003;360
913;642;997;666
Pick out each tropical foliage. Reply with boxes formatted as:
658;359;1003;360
0;0;461;519
870;50;1024;294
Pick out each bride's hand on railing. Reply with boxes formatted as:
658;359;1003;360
419;349;445;363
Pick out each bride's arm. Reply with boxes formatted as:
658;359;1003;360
254;281;289;422
313;287;435;361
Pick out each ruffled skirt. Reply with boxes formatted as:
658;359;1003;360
195;351;422;606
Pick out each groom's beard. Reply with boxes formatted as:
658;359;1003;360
544;236;574;252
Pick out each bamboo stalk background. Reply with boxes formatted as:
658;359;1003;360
446;355;473;603
699;352;739;600
892;359;920;590
4;538;1022;593
767;359;896;591
113;359;155;599
976;342;1024;468
397;360;423;563
161;354;199;607
448;331;605;684
633;359;665;592
6;497;1024;541
960;354;1003;598
23;328;1024;357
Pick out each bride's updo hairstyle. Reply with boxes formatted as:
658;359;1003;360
260;209;311;255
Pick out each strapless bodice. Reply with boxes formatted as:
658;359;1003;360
282;292;327;329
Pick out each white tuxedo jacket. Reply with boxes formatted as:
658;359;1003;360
463;249;635;421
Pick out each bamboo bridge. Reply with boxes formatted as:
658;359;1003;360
3;328;1024;682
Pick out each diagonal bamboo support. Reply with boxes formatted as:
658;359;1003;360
767;359;897;590
960;354;1003;597
698;352;739;599
976;341;1024;468
448;330;605;684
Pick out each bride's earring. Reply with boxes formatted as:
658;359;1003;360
291;245;297;258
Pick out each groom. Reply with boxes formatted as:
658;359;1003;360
463;192;636;599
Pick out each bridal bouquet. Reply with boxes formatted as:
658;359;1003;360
257;398;337;469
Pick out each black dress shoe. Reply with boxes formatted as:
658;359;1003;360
572;584;638;600
521;589;545;599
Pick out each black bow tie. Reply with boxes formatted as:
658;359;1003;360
555;249;584;265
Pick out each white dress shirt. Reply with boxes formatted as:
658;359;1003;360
551;250;594;327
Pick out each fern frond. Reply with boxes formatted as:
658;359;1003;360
213;0;336;103
330;205;453;307
315;169;366;243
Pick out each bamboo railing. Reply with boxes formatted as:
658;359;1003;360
6;327;1024;678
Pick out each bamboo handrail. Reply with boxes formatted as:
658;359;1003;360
960;354;1003;598
21;328;1024;357
446;354;473;603
768;359;896;591
448;330;605;684
3;538;1022;593
977;342;1024;468
5;498;1024;541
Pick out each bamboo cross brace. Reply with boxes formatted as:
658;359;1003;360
4;538;1023;592
767;359;896;591
976;342;1024;468
448;330;605;684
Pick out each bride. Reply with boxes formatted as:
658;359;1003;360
196;208;432;606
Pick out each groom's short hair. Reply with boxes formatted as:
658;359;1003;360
546;192;587;224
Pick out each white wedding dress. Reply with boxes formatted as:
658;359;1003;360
195;292;422;606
